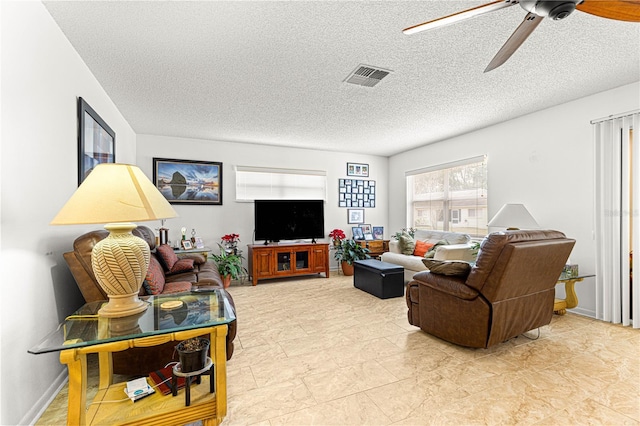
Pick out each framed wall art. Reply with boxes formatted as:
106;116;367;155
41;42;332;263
153;158;223;205
347;162;369;177
78;97;115;185
338;179;376;208
348;208;365;224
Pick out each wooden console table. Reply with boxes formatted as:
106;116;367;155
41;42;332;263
248;243;329;285
554;274;594;315
29;291;235;426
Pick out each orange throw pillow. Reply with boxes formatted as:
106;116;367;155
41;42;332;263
413;241;435;257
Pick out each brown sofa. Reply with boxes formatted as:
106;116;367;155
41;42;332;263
406;230;575;348
64;226;237;375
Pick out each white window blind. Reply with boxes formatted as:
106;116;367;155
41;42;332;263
235;166;327;201
405;156;488;237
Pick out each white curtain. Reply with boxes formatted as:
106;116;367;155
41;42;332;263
593;111;640;328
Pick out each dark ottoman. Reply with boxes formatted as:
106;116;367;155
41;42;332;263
354;259;404;299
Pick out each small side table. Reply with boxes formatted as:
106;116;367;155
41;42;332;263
554;274;595;315
173;246;213;258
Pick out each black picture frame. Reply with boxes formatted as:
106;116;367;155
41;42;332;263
347;162;369;177
352;227;364;240
78;97;115;186
153;158;223;205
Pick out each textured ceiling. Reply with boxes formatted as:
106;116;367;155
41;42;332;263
44;1;640;156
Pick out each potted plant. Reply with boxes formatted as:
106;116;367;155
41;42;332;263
210;244;247;288
175;337;210;373
220;233;241;254
334;239;370;276
328;228;346;246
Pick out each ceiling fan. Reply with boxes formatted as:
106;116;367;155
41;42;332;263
404;0;640;72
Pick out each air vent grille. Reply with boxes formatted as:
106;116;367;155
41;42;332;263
345;65;392;87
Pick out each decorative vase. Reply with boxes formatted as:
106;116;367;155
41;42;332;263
223;274;232;288
341;261;354;276
333;239;341;247
175;337;210;373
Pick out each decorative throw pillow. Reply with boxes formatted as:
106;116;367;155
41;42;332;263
399;232;416;255
424;239;450;259
422;259;472;277
169;258;195;274
144;256;166;295
413;240;435;257
156;244;179;271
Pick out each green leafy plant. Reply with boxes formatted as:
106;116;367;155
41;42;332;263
333;239;371;265
392;227;416;240
210;244;247;279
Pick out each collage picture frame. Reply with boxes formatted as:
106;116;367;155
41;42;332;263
338;179;376;208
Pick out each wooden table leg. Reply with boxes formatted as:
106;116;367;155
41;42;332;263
60;349;87;426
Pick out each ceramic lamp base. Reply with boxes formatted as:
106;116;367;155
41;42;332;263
98;292;149;318
92;222;150;318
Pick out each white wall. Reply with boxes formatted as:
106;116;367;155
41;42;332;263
136;135;389;270
0;2;136;424
389;81;640;318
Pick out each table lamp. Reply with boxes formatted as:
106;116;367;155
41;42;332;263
51;163;178;318
487;203;539;230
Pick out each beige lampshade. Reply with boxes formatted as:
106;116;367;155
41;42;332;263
487;203;539;230
51;163;178;318
51;163;177;225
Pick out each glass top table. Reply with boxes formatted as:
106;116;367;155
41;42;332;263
29;289;236;354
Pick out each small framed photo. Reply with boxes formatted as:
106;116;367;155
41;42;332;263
361;224;372;234
373;226;384;240
352;227;364;240
347;162;369;177
181;240;193;250
348;208;365;224
364;233;374;241
193;237;205;249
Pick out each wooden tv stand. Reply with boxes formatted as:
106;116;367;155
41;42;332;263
248;243;330;285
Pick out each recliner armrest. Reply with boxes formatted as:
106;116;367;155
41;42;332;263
412;271;479;300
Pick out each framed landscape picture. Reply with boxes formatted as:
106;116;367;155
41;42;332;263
78;97;115;185
153;158;223;205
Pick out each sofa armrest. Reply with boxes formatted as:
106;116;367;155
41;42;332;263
388;240;401;254
177;253;207;264
433;244;475;262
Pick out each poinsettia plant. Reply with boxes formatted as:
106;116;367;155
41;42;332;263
328;229;346;242
221;233;240;244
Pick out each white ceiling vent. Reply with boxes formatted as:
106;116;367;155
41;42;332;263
344;65;392;87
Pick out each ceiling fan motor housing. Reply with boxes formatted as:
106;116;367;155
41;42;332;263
520;0;579;20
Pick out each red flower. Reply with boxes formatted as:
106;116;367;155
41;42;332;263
329;229;346;241
221;234;240;243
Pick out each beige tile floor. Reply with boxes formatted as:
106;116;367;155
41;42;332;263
37;272;639;425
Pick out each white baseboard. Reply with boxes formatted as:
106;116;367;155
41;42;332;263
21;369;68;425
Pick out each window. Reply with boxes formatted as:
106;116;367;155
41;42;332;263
235;166;327;201
406;156;487;237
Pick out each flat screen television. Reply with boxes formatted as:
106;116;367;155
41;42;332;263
254;200;325;242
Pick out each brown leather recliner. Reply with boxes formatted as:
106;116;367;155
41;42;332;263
64;226;237;375
406;230;575;348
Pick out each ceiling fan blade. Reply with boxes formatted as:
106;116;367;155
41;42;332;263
403;0;519;35
576;0;640;22
484;12;543;72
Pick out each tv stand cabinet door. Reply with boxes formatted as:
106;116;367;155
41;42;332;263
311;245;329;275
249;246;274;285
